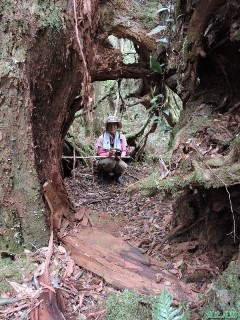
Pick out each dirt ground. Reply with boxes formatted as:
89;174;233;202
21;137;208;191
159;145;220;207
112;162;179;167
1;161;237;319
63;161;231;319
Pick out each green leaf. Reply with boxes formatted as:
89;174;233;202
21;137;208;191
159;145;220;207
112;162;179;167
150;94;163;104
147;25;166;36
150;55;162;74
176;14;184;21
156;37;168;44
165;18;174;23
152;289;186;320
156;7;169;13
163;109;170;116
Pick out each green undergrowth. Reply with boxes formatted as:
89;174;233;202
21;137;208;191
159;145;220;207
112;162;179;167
105;289;190;320
140;156;240;196
140;171;161;196
0;253;36;293
201;262;240;319
140;170;193;197
106;290;152;320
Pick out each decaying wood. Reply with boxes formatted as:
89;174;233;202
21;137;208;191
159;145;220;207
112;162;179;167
43;181;71;229
62;227;196;302
188;0;226;58
155;217;205;251
185;0;227;87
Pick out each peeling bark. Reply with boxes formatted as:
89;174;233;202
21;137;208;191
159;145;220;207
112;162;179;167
0;0;158;249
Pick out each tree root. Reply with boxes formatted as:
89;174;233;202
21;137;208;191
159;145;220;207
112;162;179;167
155;217;205;251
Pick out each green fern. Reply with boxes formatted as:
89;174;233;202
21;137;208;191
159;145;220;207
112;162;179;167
152;290;186;320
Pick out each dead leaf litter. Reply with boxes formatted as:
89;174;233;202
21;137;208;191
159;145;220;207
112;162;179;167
1;162;223;319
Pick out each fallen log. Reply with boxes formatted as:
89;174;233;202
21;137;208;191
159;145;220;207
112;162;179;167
62;227;196;302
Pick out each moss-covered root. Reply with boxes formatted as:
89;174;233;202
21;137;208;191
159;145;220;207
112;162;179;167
201;261;240;319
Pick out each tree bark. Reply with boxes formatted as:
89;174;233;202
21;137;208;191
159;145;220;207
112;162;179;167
0;0;97;250
158;0;240;247
0;0;157;250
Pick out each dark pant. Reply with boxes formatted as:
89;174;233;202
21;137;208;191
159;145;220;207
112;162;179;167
96;158;127;175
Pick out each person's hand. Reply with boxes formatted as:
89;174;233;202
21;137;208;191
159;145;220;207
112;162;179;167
108;149;115;157
114;149;121;161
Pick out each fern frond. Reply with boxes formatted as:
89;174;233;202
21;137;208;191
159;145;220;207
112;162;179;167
152;289;185;320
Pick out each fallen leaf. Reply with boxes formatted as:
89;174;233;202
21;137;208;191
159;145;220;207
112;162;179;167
64;257;75;278
58;245;67;254
75;208;87;221
81;212;90;226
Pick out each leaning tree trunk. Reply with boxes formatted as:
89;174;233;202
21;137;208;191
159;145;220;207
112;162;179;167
0;0;156;251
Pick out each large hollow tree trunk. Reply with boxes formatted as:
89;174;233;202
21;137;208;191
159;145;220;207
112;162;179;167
0;0;156;251
0;0;96;251
162;0;240;247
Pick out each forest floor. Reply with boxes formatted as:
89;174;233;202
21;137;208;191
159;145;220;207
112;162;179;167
62;161;225;319
1;161;236;320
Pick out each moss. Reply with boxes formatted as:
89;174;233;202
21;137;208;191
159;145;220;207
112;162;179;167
191;160;206;184
168;106;212;149
141;150;240;197
130;0;160;30
182;37;191;60
179;157;194;172
105;289;152;320
0;0;66;36
105;289;190;320
156;173;193;192
140;171;161;196
161;150;172;164
11;169;49;249
234;134;240;144
213;163;240;187
0;207;23;254
205;156;225;168
0;254;36;293
35;0;66;31
140;170;194;196
201;262;240;319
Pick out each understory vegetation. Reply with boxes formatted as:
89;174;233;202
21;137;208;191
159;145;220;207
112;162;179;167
202;261;240;319
105;289;189;320
105;261;240;320
0;254;35;292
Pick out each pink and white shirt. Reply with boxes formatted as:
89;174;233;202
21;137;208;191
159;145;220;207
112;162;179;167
96;132;127;157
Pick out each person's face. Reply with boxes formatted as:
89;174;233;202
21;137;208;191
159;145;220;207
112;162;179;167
107;122;118;134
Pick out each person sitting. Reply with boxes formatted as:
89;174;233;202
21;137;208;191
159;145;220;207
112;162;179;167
96;115;127;185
